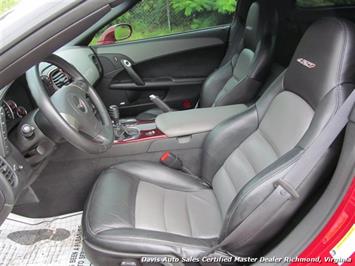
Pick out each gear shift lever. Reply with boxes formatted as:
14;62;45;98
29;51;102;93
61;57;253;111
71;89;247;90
108;105;140;141
149;95;173;113
108;105;120;126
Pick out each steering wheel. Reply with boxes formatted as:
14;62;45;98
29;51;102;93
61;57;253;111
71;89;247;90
27;54;114;154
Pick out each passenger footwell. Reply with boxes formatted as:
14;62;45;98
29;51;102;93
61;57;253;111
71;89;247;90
0;212;92;266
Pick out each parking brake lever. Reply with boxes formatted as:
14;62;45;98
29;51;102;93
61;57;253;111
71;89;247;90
149;95;173;113
121;59;145;86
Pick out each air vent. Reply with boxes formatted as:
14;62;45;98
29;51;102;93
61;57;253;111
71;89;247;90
49;68;71;89
0;157;17;187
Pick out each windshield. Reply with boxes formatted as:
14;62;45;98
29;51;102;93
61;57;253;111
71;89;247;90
0;0;78;54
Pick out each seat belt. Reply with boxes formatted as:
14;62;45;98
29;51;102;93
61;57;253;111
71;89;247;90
201;89;355;257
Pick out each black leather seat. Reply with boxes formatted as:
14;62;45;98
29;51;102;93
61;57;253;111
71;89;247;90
136;0;277;121
83;18;355;266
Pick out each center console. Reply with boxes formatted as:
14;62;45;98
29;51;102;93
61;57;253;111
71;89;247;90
155;104;248;137
110;104;248;145
107;105;166;145
114;120;166;144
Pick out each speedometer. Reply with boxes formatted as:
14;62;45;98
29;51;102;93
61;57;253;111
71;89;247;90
2;100;15;120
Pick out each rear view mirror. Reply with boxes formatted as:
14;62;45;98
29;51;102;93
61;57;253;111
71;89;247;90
97;23;133;45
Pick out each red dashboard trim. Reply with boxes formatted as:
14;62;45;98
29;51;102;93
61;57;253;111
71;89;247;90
114;129;166;144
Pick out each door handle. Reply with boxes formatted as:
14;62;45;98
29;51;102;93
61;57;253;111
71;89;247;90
121;59;145;86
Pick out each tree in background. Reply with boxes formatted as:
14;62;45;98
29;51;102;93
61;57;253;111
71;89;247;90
172;0;236;16
0;0;20;15
171;0;236;29
91;0;237;44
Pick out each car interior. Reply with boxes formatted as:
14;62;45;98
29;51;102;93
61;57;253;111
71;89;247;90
0;0;354;265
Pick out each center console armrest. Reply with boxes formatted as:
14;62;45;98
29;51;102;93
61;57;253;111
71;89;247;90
156;104;248;137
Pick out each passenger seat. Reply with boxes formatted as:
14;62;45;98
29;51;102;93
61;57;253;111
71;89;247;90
137;0;278;120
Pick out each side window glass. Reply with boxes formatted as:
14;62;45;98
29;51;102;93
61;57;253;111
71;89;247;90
297;0;355;8
90;0;237;46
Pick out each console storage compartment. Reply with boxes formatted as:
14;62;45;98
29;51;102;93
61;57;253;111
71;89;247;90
156;104;248;137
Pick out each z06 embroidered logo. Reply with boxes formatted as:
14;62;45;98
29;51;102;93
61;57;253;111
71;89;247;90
297;58;316;69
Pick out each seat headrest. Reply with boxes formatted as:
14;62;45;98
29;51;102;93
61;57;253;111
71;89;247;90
285;17;355;109
244;0;276;51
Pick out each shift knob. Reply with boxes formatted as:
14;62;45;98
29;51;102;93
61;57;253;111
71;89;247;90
108;105;120;125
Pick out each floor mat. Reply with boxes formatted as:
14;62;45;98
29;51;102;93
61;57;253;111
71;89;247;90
0;212;92;266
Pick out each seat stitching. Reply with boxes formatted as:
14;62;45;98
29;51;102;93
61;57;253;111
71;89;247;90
214;76;244;106
238;146;258;175
132;180;139;228
94;232;217;249
220;167;238;193
336;19;347;86
85;176;101;235
185;195;193;237
214;168;238;216
162;189;167;232
233;149;257;177
258;128;280;157
110;165;204;192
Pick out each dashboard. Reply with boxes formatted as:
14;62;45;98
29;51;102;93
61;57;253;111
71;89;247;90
1;77;36;131
1;46;101;130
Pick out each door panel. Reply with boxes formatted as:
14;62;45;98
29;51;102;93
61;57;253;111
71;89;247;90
93;25;229;117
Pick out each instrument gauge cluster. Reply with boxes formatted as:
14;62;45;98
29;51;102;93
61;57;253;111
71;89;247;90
1;100;28;122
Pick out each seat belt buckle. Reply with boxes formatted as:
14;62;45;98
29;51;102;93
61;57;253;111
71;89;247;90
160;151;183;170
273;179;300;199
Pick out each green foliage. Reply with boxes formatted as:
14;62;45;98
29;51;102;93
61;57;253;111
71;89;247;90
90;0;237;46
0;0;20;15
172;0;215;16
216;0;237;13
172;0;236;16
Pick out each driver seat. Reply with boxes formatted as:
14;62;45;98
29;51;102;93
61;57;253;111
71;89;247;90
82;18;355;265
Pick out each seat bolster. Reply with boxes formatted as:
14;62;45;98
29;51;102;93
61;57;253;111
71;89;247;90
201;107;258;183
84;228;217;260
84;169;138;235
213;77;261;107
199;61;235;108
299;86;352;149
111;161;208;191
